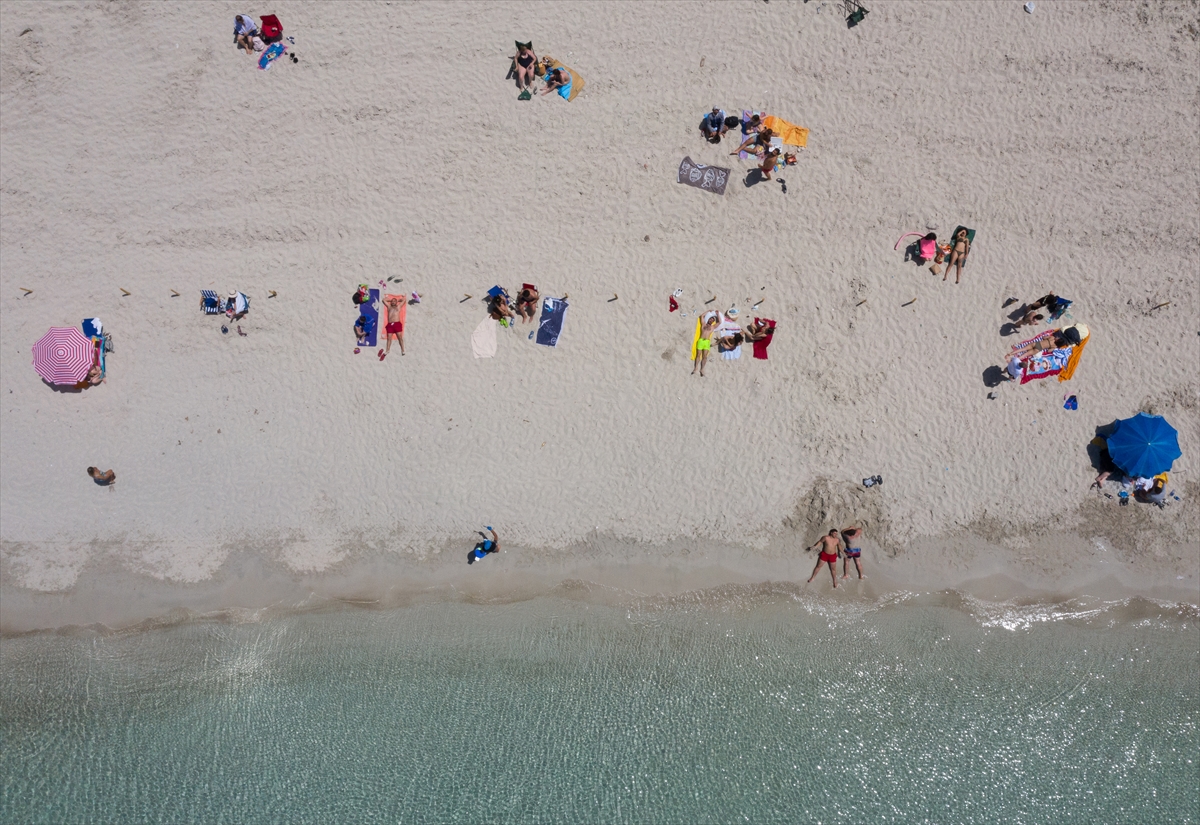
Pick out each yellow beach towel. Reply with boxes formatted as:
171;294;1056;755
544;58;585;101
690;316;702;361
1058;332;1089;382
761;115;809;148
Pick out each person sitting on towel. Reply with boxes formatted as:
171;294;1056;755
744;319;773;342
700;107;728;142
515;286;539;323
488;291;516;323
732;128;774;157
234;14;258;54
744;114;764;134
541;66;571;97
355;314;374;346
717;331;744;352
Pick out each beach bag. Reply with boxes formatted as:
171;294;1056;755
260;14;283;42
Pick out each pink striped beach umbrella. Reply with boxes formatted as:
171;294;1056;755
32;327;94;385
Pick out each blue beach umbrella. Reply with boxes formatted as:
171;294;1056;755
1106;412;1181;478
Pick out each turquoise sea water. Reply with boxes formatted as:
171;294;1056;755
2;589;1197;824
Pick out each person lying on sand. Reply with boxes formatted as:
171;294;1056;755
1010;332;1068;360
806;530;841;589
732;129;773;157
541;66;570;96
381;295;405;359
700;107;728;142
944;228;970;284
87;466;116;486
514;42;538;91
1013;308;1044;329
234;14;258;54
515;286;539;323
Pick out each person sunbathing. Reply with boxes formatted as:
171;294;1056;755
541;66;570;96
700;107;728;142
1010;332;1067;360
691;316;718;377
944;228;970;284
515;286;539;323
514;42;538;92
382;295;405;358
717;331;744;352
744;114;763;134
87;466;116;486
1013;309;1044;329
732;128;774;156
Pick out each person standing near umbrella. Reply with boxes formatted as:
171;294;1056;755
87;467;116;486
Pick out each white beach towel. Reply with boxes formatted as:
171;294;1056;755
471;317;497;358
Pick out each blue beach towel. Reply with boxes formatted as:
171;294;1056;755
535;297;568;347
82;318;102;339
259;43;286;70
355;288;379;347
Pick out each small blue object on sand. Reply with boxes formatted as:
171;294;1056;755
536;297;569;347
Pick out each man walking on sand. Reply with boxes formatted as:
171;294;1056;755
841;526;865;580
806;529;841;589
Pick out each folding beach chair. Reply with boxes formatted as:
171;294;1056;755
201;290;222;314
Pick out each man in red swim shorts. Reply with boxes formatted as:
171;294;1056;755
381;294;406;359
806;529;842;589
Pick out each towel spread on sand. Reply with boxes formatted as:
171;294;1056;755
752;318;776;360
536;297;568;347
259;43;286;70
382;293;407;335
471;317;497;358
1058;331;1089;382
543;60;584;101
1021;348;1072;384
761;115;809;148
690;316;702;362
678;157;730;195
355;288;379;347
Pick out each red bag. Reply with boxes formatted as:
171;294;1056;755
260;14;283;41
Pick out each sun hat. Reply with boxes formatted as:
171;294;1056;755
726;307;739;318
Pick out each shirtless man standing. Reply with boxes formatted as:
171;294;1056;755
382;295;405;359
841;526;865;580
806;529;842;589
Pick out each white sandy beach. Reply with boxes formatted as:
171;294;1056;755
1;0;1197;631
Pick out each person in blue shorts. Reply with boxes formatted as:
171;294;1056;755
841;526;865;580
468;526;500;565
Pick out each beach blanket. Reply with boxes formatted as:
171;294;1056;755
543;59;584;101
82;318;102;339
761;115;809;148
259;42;286;70
471;317;497;358
720;343;742;360
1058;332;1089;382
201;290;222;314
678;156;730;195
536;296;568;347
752;318;776;360
382;293;407;337
1021;348;1072;384
738;110;782;159
716;318;742;360
355;288;379;347
690;316;702;361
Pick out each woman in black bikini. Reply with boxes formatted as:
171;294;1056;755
514;42;538;91
945;228;970;284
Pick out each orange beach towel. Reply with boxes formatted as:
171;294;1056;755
761;115;809;148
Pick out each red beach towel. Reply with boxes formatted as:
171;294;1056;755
752;318;776;360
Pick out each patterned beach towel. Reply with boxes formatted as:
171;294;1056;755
259;43;286;70
678;157;730;195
